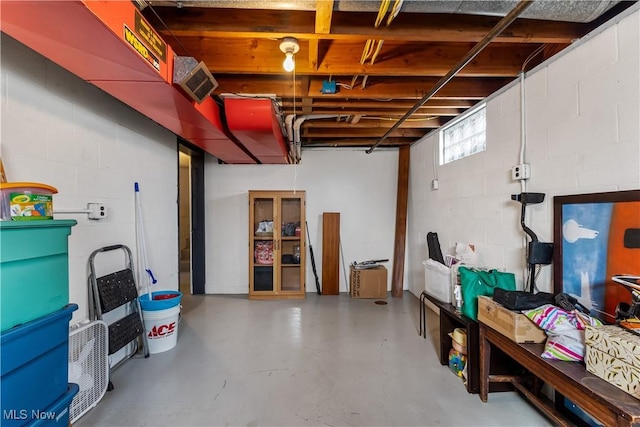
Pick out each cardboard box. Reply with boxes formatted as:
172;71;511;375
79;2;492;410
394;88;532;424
585;325;640;398
477;296;547;343
350;265;387;299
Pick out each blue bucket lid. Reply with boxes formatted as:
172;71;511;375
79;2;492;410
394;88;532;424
139;291;182;311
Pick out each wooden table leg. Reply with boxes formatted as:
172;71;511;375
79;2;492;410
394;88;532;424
419;292;426;338
439;311;452;365
479;324;490;402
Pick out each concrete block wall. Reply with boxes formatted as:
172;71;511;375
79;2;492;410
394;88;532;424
1;35;179;323
205;148;400;294
408;6;640;297
1;31;401;306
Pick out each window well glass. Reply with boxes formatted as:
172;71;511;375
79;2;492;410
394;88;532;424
440;105;486;164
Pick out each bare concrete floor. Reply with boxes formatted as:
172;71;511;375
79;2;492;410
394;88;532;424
77;292;552;426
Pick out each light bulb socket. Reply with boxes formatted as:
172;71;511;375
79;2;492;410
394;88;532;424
279;37;300;56
279;37;299;73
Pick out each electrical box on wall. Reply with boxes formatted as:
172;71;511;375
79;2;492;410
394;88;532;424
512;164;531;180
320;80;337;94
88;203;107;220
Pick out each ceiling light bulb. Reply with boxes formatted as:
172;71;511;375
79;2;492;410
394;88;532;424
279;37;299;73
283;52;295;72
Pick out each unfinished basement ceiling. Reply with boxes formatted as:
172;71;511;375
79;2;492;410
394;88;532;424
142;0;633;152
150;0;623;22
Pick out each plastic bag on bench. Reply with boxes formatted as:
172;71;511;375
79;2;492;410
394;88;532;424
459;267;516;321
524;304;602;361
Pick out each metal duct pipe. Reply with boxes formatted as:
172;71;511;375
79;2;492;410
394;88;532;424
293;114;341;162
285;114;296;161
285;114;296;143
367;0;533;154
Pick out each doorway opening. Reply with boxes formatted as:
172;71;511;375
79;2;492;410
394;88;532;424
178;142;205;295
178;150;191;294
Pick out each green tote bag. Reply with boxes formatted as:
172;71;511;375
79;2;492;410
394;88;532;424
458;266;516;321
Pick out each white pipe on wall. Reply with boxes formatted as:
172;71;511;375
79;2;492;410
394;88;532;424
519;71;527;194
285;114;295;143
285;114;296;161
293;114;341;162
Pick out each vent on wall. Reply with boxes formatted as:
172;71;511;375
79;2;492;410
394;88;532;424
173;57;218;104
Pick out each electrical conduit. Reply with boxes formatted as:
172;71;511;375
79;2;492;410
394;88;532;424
293;114;341;163
367;0;534;153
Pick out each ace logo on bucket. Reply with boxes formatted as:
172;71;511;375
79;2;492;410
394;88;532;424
142;302;181;353
148;321;176;339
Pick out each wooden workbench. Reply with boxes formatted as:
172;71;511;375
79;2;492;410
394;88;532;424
479;322;640;426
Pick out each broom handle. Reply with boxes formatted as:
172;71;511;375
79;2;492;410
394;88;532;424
305;221;321;295
135;182;156;299
0;157;7;183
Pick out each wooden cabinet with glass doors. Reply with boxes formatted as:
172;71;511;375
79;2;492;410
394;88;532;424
249;191;305;299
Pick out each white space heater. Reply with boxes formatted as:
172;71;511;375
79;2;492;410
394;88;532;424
68;320;109;423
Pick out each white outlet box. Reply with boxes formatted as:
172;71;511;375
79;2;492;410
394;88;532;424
511;164;531;180
88;203;107;220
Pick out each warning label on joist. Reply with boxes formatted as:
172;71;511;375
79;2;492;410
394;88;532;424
134;11;167;63
124;24;160;72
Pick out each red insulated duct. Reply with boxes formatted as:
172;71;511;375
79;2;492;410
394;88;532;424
0;0;255;164
224;98;290;164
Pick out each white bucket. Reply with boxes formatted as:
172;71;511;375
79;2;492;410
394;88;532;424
142;305;180;354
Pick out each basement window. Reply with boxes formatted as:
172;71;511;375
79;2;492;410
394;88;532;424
440;105;486;164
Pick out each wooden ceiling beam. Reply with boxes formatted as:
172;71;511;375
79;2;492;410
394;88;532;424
305;77;510;99
350;114;362;124
315;43;537;77
331;12;584;44
301;97;314;114
314;1;333;34
308;39;319;71
282;99;476;109
174;38;543;77
214;75;511;99
302;138;413;146
146;9;584;44
310;0;334;70
303;118;441;128
302;128;426;138
282;108;457;117
283;107;452;121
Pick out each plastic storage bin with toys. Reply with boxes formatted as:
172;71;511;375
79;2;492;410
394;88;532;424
0;182;57;221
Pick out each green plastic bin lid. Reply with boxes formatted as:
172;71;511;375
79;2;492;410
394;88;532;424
0;219;77;228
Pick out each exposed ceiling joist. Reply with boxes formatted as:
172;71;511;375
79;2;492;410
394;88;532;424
140;0;633;151
152;10;585;44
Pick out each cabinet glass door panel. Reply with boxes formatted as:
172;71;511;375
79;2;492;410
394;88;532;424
253;265;273;291
279;197;302;292
281;197;301;229
253;198;274;238
253;240;274;266
281;266;301;291
252;197;275;292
